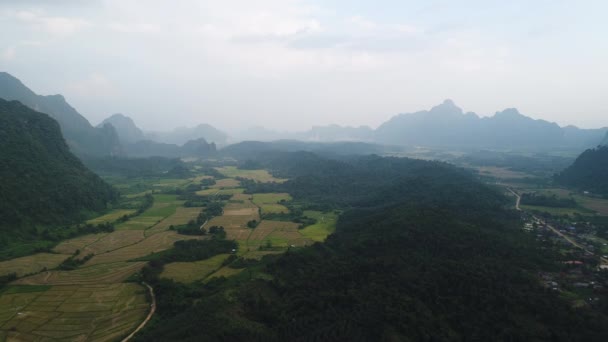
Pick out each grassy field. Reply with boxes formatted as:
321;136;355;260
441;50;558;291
211;178;241;188
196;188;245;196
0;253;70;277
86;209;136;225
161;254;230;283
300;211;338;242
216;166;287;183
0;283;147;341
252;193;291;214
205;267;244;281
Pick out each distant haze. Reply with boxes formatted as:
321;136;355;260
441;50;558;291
1;0;607;133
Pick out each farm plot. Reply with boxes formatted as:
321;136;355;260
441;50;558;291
215;166;287;183
248;220;299;242
86;209;136;225
252;193;291;214
265;225;311;248
208;213;259;240
145;207;203;236
205;267;244;281
161;254;230;283
0;253;70;277
80;230;146;255
196;188;245;196
52;233;109;255
211;178;241;188
84;231;202;266
0;283;148;342
13;262;145;285
116;215;164;231
299;210;338;242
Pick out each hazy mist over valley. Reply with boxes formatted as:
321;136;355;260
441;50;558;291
2;1;608;341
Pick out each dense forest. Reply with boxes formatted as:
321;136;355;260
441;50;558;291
135;153;608;341
555;146;608;196
0;99;117;253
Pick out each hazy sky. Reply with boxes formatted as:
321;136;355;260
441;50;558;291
1;0;607;132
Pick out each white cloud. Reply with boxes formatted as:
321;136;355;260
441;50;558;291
12;9;89;35
65;73;116;99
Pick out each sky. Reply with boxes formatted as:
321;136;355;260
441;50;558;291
1;0;607;133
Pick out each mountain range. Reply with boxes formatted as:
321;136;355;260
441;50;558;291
0;72;122;157
2;72;606;157
375;99;607;151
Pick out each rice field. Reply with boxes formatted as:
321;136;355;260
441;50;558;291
0;283;148;342
215;166;287;183
252;193;291;214
84;231;202;266
299;210;338;242
145;207;203;236
161;254;230;283
0;253;70;277
211;178;241;188
196;188;245;196
13;262;146;286
86;209;136;225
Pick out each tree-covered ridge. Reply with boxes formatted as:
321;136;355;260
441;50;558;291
0;99;117;237
135;153;608;341
555;146;608;196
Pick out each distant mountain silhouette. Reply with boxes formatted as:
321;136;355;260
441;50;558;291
0;99;116;233
125;138;216;158
98;113;145;144
602;132;608;146
236;125;375;143
0;72;122;157
147;124;228;146
375;100;607;151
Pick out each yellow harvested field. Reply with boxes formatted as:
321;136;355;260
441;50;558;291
0;253;70;277
216;166;287;183
231;193;253;201
223;208;259;216
161;254;230;283
212;178;241;188
13;262;145;285
145;207;203;236
208;212;259;230
53;233;109;255
0;283;148;342
86;209;136;225
85;231;203;266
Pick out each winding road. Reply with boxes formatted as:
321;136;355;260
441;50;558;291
121;282;156;342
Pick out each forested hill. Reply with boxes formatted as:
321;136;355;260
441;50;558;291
555;146;608;195
0;99;117;239
135;154;608;341
0;72;122;157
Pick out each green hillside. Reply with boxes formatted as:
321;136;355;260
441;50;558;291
0;99;117;248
